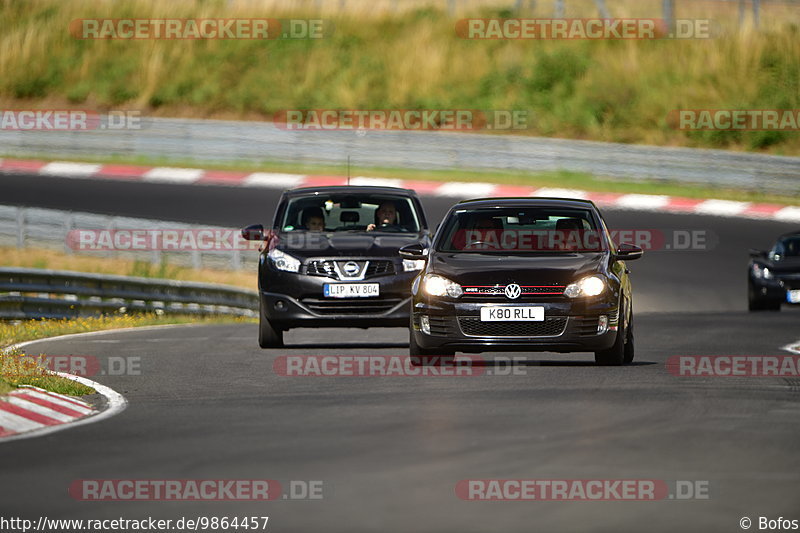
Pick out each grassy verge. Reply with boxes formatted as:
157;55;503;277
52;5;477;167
6;152;799;206
1;347;95;396
0;314;254;396
1;1;799;154
0;246;255;290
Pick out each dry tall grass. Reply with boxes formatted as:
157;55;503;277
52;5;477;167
0;0;797;152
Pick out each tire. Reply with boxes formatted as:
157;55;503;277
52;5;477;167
595;302;628;366
258;300;283;349
409;332;454;366
623;316;635;364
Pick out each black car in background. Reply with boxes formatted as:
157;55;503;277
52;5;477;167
242;186;430;347
748;230;800;311
402;197;643;366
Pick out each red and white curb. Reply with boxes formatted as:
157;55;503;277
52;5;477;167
0;385;96;439
1;334;130;443
2;157;799;222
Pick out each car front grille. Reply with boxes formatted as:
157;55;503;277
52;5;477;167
365;260;396;277
306;260;337;277
462;285;565;297
457;316;568;337
301;297;403;315
306;260;395;280
778;274;800;290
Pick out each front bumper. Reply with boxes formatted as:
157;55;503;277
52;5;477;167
751;276;800;305
260;268;417;329
411;298;620;353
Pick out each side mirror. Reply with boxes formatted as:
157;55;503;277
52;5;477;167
241;224;265;241
616;243;643;261
749;249;767;259
399;243;427;260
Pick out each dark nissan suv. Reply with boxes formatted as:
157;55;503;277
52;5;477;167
242;186;430;348
402;197;643;366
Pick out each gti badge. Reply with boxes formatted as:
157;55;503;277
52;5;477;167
504;283;521;300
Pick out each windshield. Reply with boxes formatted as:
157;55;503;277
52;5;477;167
279;193;421;233
436;207;606;253
771;236;800;260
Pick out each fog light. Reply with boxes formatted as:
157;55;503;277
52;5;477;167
597;315;608;335
274;300;287;311
420;315;431;335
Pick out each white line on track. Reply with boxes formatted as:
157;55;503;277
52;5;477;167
781;340;800;355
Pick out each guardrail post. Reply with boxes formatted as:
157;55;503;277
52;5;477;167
554;0;565;18
108;215;117;260
63;213;74;254
191;249;202;270
594;0;610;18
662;0;674;30
753;0;760;29
16;207;25;248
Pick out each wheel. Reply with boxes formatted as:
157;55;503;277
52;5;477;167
409;332;454;366
258;300;283;348
623;316;635;364
595;302;628;366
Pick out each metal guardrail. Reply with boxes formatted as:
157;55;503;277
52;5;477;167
2;117;799;194
0;205;260;272
0;267;258;320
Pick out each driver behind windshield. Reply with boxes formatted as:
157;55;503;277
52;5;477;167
367;201;398;232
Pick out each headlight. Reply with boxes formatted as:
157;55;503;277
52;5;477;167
403;259;425;272
752;264;773;280
268;249;301;273
563;275;606;298
423;274;463;298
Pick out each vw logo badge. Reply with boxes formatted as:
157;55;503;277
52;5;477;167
343;261;360;276
504;283;522;300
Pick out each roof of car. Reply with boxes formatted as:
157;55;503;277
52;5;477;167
454;197;599;209
284;185;418;196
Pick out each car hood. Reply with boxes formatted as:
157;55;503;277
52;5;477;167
430;252;608;285
273;232;426;259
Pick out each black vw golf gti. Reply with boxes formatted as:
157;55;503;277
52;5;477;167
242;186;430;348
402;198;643;366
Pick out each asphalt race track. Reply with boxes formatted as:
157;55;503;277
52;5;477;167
2;174;800;532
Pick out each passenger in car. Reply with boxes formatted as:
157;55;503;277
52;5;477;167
301;207;326;231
